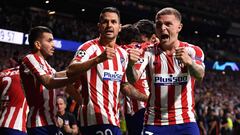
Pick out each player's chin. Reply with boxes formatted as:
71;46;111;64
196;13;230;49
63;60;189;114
48;52;54;56
105;35;116;40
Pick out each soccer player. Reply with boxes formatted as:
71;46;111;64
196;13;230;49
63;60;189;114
0;66;28;135
119;20;156;135
128;7;205;135
20;26;76;135
66;7;148;135
134;19;159;44
56;96;78;135
118;24;142;45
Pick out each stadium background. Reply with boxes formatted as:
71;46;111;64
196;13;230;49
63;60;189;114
1;0;240;134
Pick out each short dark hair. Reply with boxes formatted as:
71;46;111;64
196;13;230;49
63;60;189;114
28;26;52;49
56;96;67;105
99;7;121;23
135;19;155;39
155;7;182;22
118;24;141;45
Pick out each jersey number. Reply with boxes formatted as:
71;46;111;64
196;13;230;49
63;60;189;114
1;77;12;107
1;77;12;96
96;129;113;135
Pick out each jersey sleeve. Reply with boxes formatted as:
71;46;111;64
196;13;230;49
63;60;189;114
121;49;129;83
73;42;95;62
135;51;149;76
190;46;205;69
22;55;47;77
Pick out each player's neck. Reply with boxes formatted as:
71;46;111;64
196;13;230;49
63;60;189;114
160;40;180;55
34;51;47;60
99;38;116;48
58;110;65;116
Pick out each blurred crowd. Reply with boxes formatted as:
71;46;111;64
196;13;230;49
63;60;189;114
0;43;74;72
195;71;240;135
0;5;98;42
114;0;240;21
1;3;240;63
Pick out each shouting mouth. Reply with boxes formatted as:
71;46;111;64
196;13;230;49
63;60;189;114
160;34;169;41
105;29;114;35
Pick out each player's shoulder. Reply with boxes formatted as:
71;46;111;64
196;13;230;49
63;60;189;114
22;53;45;66
0;68;10;78
22;53;31;60
78;38;99;50
181;41;197;47
22;53;36;61
117;44;127;50
144;43;156;54
0;66;19;78
181;41;203;51
120;44;133;50
141;41;153;49
116;44;128;55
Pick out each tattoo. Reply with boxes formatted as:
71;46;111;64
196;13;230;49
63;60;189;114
126;63;139;84
188;61;204;81
121;82;148;102
126;63;138;84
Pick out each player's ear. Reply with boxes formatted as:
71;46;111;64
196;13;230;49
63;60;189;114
119;23;122;32
34;41;41;50
177;23;183;33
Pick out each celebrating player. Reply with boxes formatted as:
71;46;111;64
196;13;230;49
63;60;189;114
128;7;205;135
66;7;148;135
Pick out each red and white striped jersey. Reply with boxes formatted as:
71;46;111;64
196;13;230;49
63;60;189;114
20;53;57;128
74;39;129;127
137;41;205;125
122;42;151;115
0;66;29;132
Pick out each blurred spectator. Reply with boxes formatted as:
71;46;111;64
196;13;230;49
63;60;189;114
207;109;220;135
56;96;79;135
232;113;240;135
198;106;208;135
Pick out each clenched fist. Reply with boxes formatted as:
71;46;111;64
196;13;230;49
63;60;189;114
127;48;143;66
175;47;192;67
98;47;116;62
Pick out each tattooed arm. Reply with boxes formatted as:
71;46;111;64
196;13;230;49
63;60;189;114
120;82;148;102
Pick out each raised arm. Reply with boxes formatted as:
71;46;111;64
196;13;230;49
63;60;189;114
188;60;205;81
67;47;115;77
22;60;78;90
126;48;143;84
175;47;205;81
37;73;75;89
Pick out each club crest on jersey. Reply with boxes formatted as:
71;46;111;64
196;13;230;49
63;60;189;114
120;57;126;66
77;49;86;57
103;70;123;82
39;64;44;70
154;73;188;86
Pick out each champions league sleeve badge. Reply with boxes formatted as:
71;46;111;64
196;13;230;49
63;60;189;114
137;58;144;64
76;49;86;57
